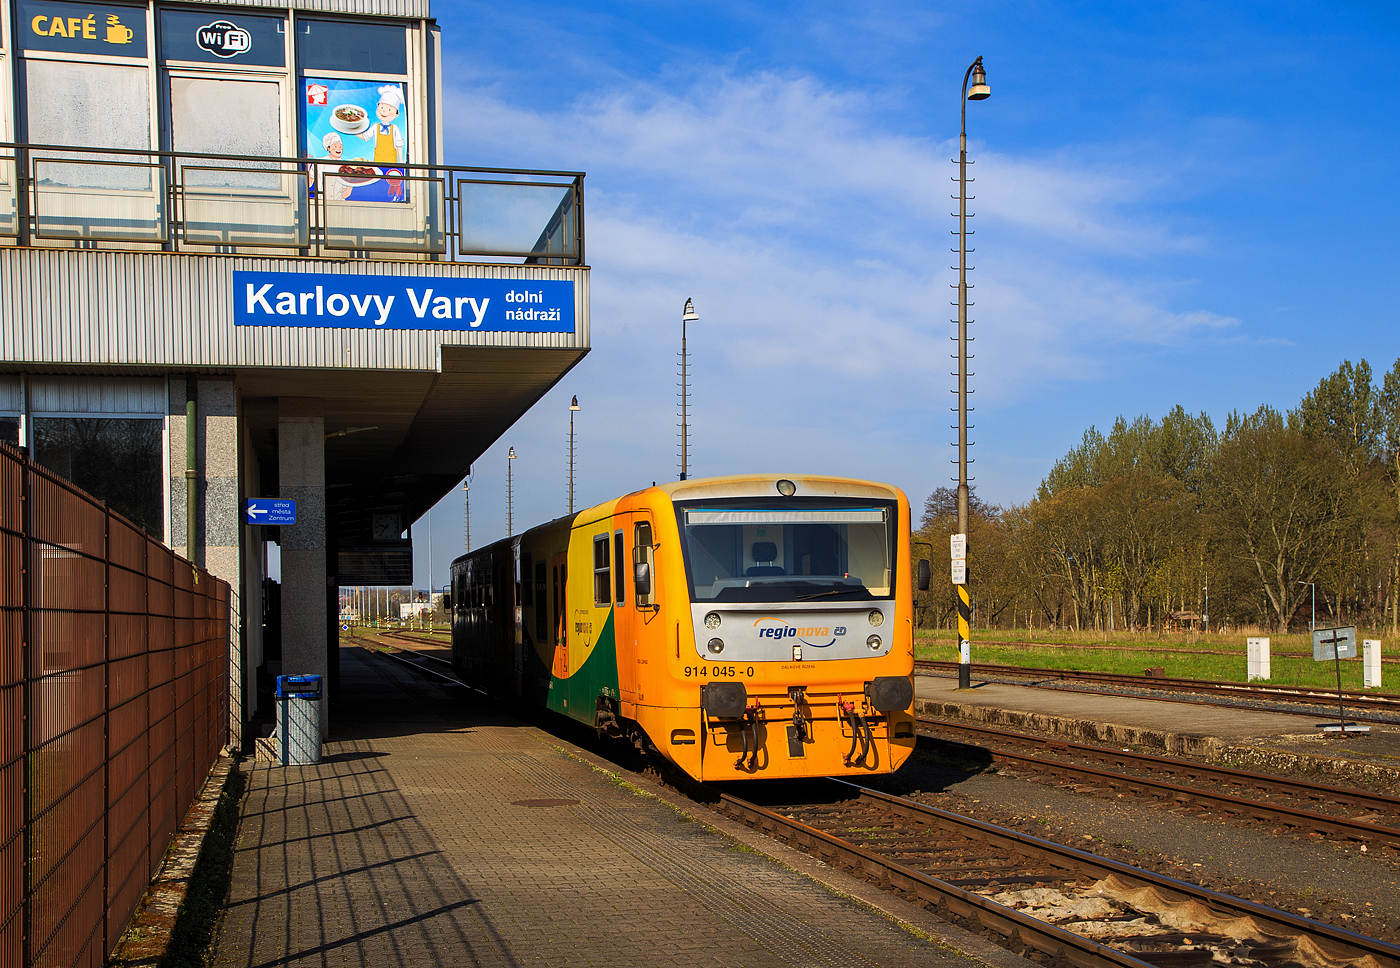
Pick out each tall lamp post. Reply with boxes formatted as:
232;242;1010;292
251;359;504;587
954;56;990;690
507;447;517;536
679;298;698;480
462;475;470;552
569;395;581;513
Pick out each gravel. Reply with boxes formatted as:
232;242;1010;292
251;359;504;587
865;744;1400;944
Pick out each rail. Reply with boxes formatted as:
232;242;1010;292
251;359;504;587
0;141;584;264
917;717;1400;849
720;781;1400;968
915;659;1400;720
0;440;230;968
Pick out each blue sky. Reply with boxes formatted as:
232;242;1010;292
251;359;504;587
408;0;1400;590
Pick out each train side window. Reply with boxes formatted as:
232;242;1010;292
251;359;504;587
520;553;533;607
535;561;547;640
614;530;625;605
593;533;611;606
634;521;654;606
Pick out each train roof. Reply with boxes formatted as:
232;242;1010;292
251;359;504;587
450;474;906;567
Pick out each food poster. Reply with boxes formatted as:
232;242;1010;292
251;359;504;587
302;78;408;203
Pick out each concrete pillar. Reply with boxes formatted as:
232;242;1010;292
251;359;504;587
199;379;242;747
278;398;328;731
240;421;265;726
169;377;244;748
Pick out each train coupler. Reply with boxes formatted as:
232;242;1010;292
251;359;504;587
786;686;810;758
735;704;762;771
838;695;874;768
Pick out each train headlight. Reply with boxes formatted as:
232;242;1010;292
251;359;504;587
776;479;797;497
866;634;882;651
868;609;884;628
704;611;722;630
707;637;725;655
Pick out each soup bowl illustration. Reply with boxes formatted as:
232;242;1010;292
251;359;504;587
328;105;371;135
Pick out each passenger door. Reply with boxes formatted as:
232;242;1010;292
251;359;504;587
624;515;657;704
551;552;568;678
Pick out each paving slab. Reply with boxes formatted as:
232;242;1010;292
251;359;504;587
211;648;1007;968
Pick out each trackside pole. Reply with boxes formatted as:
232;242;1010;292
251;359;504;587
952;533;970;688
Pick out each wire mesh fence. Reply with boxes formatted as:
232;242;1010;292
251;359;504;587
0;440;229;968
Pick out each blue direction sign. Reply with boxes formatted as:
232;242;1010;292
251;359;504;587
245;498;296;525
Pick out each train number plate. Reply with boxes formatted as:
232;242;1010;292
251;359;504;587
682;665;754;678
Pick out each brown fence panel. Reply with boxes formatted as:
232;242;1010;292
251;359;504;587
0;442;230;968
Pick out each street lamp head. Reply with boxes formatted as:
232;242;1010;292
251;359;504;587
967;59;990;100
682;298;698;322
570;395;581;412
508;447;516;460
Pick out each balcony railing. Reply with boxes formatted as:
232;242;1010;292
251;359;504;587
0;142;584;265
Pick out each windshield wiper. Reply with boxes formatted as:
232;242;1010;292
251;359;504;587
794;588;864;602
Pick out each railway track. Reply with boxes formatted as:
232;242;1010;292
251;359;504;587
359;627;1400;966
720;780;1400;968
915;718;1400;850
916;659;1400;722
351;630;462;682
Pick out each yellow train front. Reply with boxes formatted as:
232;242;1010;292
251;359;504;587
449;474;918;781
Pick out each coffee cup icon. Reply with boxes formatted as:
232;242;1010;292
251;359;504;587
105;16;133;44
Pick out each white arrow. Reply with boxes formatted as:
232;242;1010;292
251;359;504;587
247;506;267;518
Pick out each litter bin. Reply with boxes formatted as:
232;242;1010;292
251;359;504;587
275;674;323;765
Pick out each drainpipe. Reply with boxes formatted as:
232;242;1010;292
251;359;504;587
186;377;197;563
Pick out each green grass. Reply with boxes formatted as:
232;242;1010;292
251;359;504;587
916;626;1337;654
915;632;1396;694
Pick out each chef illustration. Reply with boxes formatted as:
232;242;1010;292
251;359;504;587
316;132;352;200
358;85;406;164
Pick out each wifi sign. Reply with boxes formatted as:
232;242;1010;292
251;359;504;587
196;20;251;58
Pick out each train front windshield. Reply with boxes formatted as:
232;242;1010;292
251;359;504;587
678;503;895;603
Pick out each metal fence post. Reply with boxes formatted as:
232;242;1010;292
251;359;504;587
20;448;32;968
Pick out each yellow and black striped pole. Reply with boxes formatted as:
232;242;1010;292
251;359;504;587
957;580;971;688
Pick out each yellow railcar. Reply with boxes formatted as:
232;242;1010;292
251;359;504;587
448;474;917;781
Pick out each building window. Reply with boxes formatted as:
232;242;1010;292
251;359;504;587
169;76;283;164
24;60;151;158
31;416;163;535
0;416;18;448
297;20;407;75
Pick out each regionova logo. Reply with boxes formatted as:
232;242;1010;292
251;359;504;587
753;617;835;647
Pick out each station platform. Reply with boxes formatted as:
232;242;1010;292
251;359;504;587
914;672;1400;786
210;648;1025;968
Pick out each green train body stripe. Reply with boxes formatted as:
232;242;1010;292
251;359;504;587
546;607;620;723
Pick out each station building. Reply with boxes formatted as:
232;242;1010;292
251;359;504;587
0;0;589;742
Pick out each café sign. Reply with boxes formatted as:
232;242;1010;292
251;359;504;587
19;1;148;56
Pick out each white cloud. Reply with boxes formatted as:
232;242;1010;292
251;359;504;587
419;67;1243;567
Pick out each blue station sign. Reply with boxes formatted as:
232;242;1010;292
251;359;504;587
233;271;575;333
245;498;297;525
